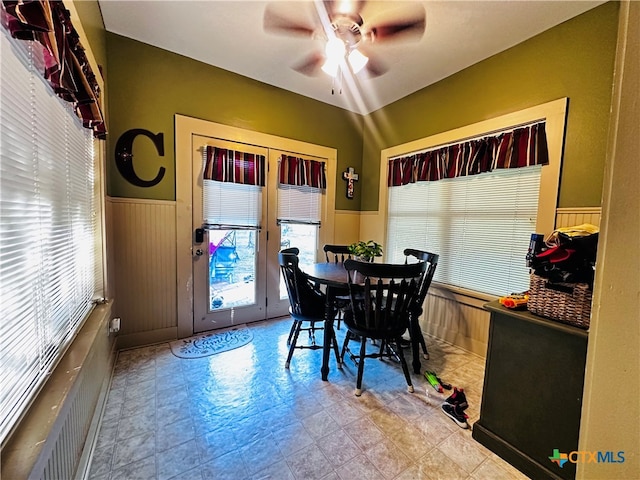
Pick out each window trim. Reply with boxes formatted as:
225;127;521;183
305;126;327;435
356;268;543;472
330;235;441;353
371;98;568;296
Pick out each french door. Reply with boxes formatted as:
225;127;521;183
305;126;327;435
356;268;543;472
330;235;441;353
191;137;322;333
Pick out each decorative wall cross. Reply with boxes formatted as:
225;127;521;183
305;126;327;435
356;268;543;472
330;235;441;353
342;167;359;199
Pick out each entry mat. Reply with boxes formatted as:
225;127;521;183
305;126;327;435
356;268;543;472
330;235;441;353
169;324;252;359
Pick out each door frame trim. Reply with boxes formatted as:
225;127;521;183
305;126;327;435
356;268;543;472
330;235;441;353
175;115;337;338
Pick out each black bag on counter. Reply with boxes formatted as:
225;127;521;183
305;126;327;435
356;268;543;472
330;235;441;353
530;224;598;288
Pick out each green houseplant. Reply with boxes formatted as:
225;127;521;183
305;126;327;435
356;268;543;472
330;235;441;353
348;240;383;262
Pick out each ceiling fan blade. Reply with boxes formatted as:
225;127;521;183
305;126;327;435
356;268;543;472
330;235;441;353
263;3;317;37
292;52;326;77
353;46;387;78
362;55;388;78
367;5;426;42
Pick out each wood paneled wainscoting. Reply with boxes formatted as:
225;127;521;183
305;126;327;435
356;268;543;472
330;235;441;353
421;287;491;358
106;197;178;349
104;199;600;356
555;207;601;228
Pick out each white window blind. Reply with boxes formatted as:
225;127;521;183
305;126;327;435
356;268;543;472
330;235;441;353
387;166;541;296
0;30;100;444
277;184;322;225
202;180;262;228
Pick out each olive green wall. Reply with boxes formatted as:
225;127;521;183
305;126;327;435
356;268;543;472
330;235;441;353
361;2;619;211
105;3;617;210
105;33;364;210
74;0;107;73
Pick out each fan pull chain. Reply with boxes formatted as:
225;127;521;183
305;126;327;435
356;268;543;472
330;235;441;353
331;69;343;95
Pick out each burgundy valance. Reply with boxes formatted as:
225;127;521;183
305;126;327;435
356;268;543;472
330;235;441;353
204;146;265;186
388;122;549;187
1;0;106;138
278;155;327;189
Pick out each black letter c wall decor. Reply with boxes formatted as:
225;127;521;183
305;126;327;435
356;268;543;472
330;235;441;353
115;129;165;187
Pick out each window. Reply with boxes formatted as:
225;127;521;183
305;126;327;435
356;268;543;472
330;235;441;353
277;154;325;227
0;29;102;443
377;98;567;299
277;155;325;268
387;167;541;296
201;146;265;229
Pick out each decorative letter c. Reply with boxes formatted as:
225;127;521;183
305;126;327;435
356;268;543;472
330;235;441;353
115;129;165;187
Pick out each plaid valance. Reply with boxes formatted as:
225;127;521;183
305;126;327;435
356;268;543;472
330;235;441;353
388;122;549;187
278;155;327;189
2;0;106;138
204;146;265;186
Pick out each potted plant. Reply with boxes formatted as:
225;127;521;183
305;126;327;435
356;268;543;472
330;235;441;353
348;240;383;262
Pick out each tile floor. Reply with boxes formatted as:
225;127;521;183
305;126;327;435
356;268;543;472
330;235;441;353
87;318;529;480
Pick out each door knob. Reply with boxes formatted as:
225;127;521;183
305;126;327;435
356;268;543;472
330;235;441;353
194;248;204;256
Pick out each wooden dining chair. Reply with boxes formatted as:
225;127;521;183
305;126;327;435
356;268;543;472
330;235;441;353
278;249;341;369
280;247;301;346
341;259;426;396
404;249;439;369
322;244;353;330
323;244;352;264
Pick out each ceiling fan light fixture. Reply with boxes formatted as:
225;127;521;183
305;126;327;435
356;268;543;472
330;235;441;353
334;0;354;15
324;37;346;61
321;58;340;77
322;37;346;77
348;48;368;73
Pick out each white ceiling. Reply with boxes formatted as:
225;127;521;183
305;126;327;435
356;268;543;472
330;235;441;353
98;0;605;115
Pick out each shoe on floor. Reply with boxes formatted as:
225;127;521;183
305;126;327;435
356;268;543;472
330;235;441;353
441;403;469;429
444;387;468;410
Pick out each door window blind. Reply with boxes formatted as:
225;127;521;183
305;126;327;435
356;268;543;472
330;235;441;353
201;150;262;228
387;166;541;296
277;184;322;225
203;180;262;228
0;30;100;443
277;156;324;225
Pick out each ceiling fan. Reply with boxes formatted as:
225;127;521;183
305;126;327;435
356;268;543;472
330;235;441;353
263;1;426;85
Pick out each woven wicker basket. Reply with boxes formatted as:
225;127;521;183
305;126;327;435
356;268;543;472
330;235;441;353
528;274;592;329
